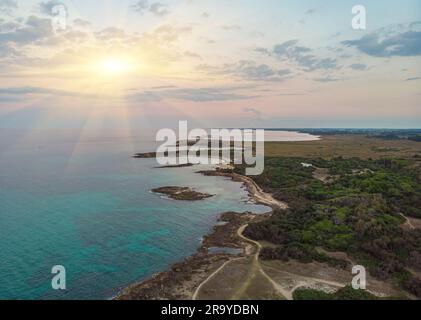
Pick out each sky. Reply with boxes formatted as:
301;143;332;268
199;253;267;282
0;0;420;129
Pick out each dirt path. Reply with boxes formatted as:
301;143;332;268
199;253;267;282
193;170;354;300
193;219;390;300
192;170;288;300
192;224;290;300
263;264;345;290
236;225;347;300
192;257;244;300
236;224;291;299
400;213;416;230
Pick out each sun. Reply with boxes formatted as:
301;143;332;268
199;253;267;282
98;57;133;75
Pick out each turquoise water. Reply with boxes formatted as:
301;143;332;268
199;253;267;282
0;129;269;300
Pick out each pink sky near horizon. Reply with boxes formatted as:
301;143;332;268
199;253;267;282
0;0;420;128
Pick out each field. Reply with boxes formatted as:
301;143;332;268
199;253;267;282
265;134;421;160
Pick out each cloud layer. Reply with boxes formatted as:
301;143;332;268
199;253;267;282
342;30;421;57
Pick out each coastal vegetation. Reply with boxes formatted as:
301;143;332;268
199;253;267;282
292;286;394;300
238;155;421;298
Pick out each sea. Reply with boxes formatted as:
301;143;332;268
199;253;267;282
0;128;318;299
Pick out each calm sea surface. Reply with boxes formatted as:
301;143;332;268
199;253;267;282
0;129;316;299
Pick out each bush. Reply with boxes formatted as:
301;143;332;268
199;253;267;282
293;286;387;300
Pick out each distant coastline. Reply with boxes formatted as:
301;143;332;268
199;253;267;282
116;131;318;300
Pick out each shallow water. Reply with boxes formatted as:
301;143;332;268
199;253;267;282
0;128;315;299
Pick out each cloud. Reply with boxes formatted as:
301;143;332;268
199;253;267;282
243;107;266;120
277;93;307;96
0;86;51;94
0;18;195;68
342;30;421;57
313;76;340;82
147;24;192;43
130;1;170;17
243;107;261;116
270;40;339;72
73;19;91;28
202;12;210;18
299;8;317;24
0;86;110;100
95;27;127;40
198;60;291;82
39;0;67;17
349;63;368;71
127;86;259;102
0;7;193;71
273;40;311;56
310;57;338;70
0;95;22;102
405;77;420;81
255;47;271;55
0;42;20;57
221;25;242;31
149;3;170;17
329;32;341;39
0;0;18;14
0;15;54;45
183;51;202;59
305;8;316;15
130;0;149;14
0;20;19;32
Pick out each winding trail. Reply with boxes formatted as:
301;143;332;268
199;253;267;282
263;264;345;290
192;224;290;300
192;171;349;300
192;257;244;300
236;224;292;300
192;172;289;300
192;221;357;300
400;213;416;230
238;225;356;300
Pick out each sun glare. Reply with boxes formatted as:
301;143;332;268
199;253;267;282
99;57;133;75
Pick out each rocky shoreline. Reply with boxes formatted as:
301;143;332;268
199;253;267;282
116;211;267;300
115;165;280;300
